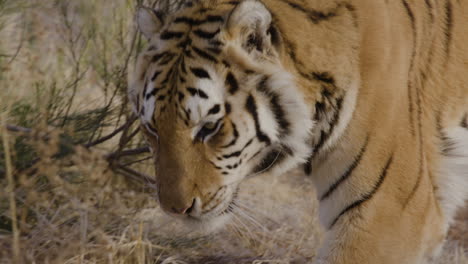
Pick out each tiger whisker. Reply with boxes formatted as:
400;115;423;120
230;209;257;241
232;203;268;233
234;200;282;228
227;214;246;239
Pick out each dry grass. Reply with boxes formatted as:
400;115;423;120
0;0;466;263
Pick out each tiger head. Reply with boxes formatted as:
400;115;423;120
129;0;313;228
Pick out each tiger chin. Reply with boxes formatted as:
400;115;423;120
128;0;468;263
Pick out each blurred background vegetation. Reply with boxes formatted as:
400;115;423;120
0;0;465;263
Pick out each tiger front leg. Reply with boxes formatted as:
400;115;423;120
313;181;446;264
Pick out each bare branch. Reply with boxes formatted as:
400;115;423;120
84;115;137;148
6;124;32;133
106;147;150;160
121;156;153;167
113;163;156;186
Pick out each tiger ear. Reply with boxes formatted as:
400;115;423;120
136;6;164;40
227;0;275;52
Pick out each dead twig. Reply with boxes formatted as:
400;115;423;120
121;156;153;167
6;124;32;133
84;115;137;148
2;115;21;263
114;163;156;186
105;147;150;160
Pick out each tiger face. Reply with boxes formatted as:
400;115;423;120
130;0;312;227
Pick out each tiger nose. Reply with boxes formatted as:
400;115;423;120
170;198;197;215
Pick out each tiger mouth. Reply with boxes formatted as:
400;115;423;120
187;186;239;222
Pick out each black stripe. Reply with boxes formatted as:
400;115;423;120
209;161;223;170
435;109;456;155
151;71;162;81
160;67;174;85
175;16;223;25
226;72;239;95
221;121;239;148
320;136;369;201
190;67;211;79
330;154;393;229
222;60;231;68
135;96;140;113
402;0;415;25
192;46;218;62
303;158;312;175
206;47;222;54
178;92;185;102
199;8;211;13
424;0;434;23
314;101;326;121
461;114;468;129
178;38;192;50
179;75;186;83
313;97;344;155
281;1;357;26
280;0;340;24
226;1;240;5
206;15;224;23
268;24;281;47
180;57;188;74
152;53;166;63
142;81;148;98
207;104;221;115
209;40;224;47
257;77;290;138
402;0;425;210
443;0;453;61
402;0;417;137
225;102;232;115
158;53;176;65
160;31;185;40
420;40;435;89
182;107;191;123
245;95;271;144
222;138;253;159
403;109;428;210
193;29;220;39
146;87;162;99
413;96;425;209
187;87;209;99
174;16;203;26
403;161;424;209
312;72;338;121
252;146;291;174
282;38;313;82
312;72;335;84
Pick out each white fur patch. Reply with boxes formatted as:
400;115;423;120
436;126;468;224
320;78;359;154
227;0;272;35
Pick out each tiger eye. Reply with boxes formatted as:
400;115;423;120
203;122;217;130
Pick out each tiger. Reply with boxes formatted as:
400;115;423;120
128;0;468;263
